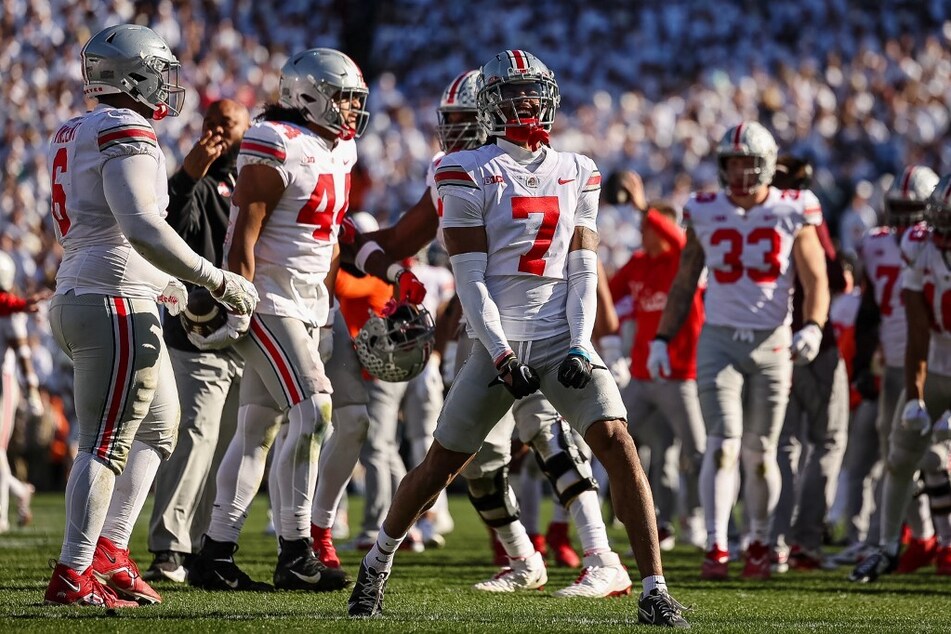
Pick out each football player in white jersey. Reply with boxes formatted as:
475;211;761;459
348;50;688;627
850;174;951;581
188;48;370;593
43;24;258;608
651;121;830;581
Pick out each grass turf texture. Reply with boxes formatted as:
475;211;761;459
2;494;949;632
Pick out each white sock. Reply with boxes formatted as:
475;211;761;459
278;394;331;541
59;452;115;571
312;404;368;528
700;436;741;549
519;472;542;534
100;441;161;549
741;445;781;544
569;489;611;555
367;527;404;571
642;574;667;595
207;404;282;543
495;521;535;559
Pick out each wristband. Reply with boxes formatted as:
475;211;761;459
386;263;406;283
568;346;590;360
494;350;515;370
355;241;384;273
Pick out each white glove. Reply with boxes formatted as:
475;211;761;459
187;313;251;351
415;354;443;399
901;399;931;436
208;270;259;316
157;278;188;316
647;339;671;380
933;410;951;442
791;323;823;366
26;386;43;417
598;335;630;388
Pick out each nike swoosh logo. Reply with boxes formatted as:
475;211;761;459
290;569;323;584
215;571;239;589
558;178;575;185
60;575;82;593
104;552;117;564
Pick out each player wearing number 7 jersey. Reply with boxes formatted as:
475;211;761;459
189;48;364;594
348;50;688;628
652;121;830;581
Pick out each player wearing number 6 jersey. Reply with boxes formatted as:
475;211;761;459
348;50;688;628
652;121;829;581
43;24;258;609
189;48;364;594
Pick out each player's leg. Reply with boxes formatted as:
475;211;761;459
0;370;19;532
770;372;803;565
916;374;951;574
831;399;879;565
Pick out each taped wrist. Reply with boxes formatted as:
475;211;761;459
355;241;384;273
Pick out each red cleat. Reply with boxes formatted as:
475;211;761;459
788;545;822;571
935;545;951;575
742;540;771;580
700;545;729;580
92;537;162;605
546;522;581;568
311;524;341;569
897;536;937;573
45;562;138;608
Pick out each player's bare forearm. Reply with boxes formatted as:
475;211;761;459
230;165;284;280
655;229;704;340
443;226;488;256
366;191;439;260
594;260;619;338
324;242;340;300
903;288;930;400
569;226;599;252
793;225;830;327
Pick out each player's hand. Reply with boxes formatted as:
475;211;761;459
26;386;43;417
558;347;595;389
489;352;540;399
209;270;259;316
395;269;427;305
187;313;251;351
791;322;823;366
182;129;227;181
157;278;188;316
647;339;671;380
599;335;631;388
901;399;931;436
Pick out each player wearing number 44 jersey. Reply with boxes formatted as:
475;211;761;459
43;24;258;609
348;49;688;628
652;121;830;582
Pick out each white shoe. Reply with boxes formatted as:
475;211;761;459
553;551;632;598
473;551;547;592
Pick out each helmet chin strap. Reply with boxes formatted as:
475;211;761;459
152;103;169;121
503;118;549;151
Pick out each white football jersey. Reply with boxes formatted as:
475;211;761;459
435;142;600;341
225;121;356;327
858;226;908;367
685;187;822;329
48;105;171;298
900;225;951;377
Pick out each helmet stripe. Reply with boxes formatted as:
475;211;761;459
732;123;744;150
900;167;914;197
510;49;527;70
445;72;467;105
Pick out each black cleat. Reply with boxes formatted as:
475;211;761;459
848;547;896;583
189;535;273;592
348;557;389;617
638;588;690;628
142;550;188;583
274;537;350;592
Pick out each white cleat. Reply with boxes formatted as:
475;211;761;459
553;551;632;598
473;551;547;592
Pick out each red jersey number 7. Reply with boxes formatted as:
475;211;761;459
512;196;560;275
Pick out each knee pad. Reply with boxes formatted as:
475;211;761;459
466;467;520;527
530;418;598;507
924;469;951;515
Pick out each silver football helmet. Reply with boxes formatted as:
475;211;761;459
354;303;434;382
716;121;778;195
280;48;369;140
926;174;951;245
81;24;185;120
437;70;485;152
0;251;15;291
885;165;939;229
476;50;560;138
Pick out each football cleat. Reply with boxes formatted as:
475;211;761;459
474;551;547;592
742;541;771;580
826;541;873;568
638;588;690;628
934;545;951;575
546;522;581;568
189;535;273;591
142;550;188;583
788;545;823;571
700;545;729;580
311;524;342;569
45;562;139;608
848;547;897;583
274;537;349;592
896;536;937;573
771;545;789;574
553;551;632;598
92;537;162;605
347;557;389;617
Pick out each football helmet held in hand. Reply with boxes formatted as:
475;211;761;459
180;287;229;337
355;302;435;382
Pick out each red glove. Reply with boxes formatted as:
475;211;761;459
396;269;427;304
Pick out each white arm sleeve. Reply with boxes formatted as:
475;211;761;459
566;249;598;351
449;251;512;364
103;154;222;289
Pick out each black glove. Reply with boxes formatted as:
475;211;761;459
853;369;880;402
488;353;541;399
558;347;595;389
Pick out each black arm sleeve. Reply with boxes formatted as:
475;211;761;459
166;169;203;238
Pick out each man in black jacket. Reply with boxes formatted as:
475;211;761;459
144;99;250;582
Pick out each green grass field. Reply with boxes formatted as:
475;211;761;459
1;493;949;632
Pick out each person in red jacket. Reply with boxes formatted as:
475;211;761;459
609;199;706;551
